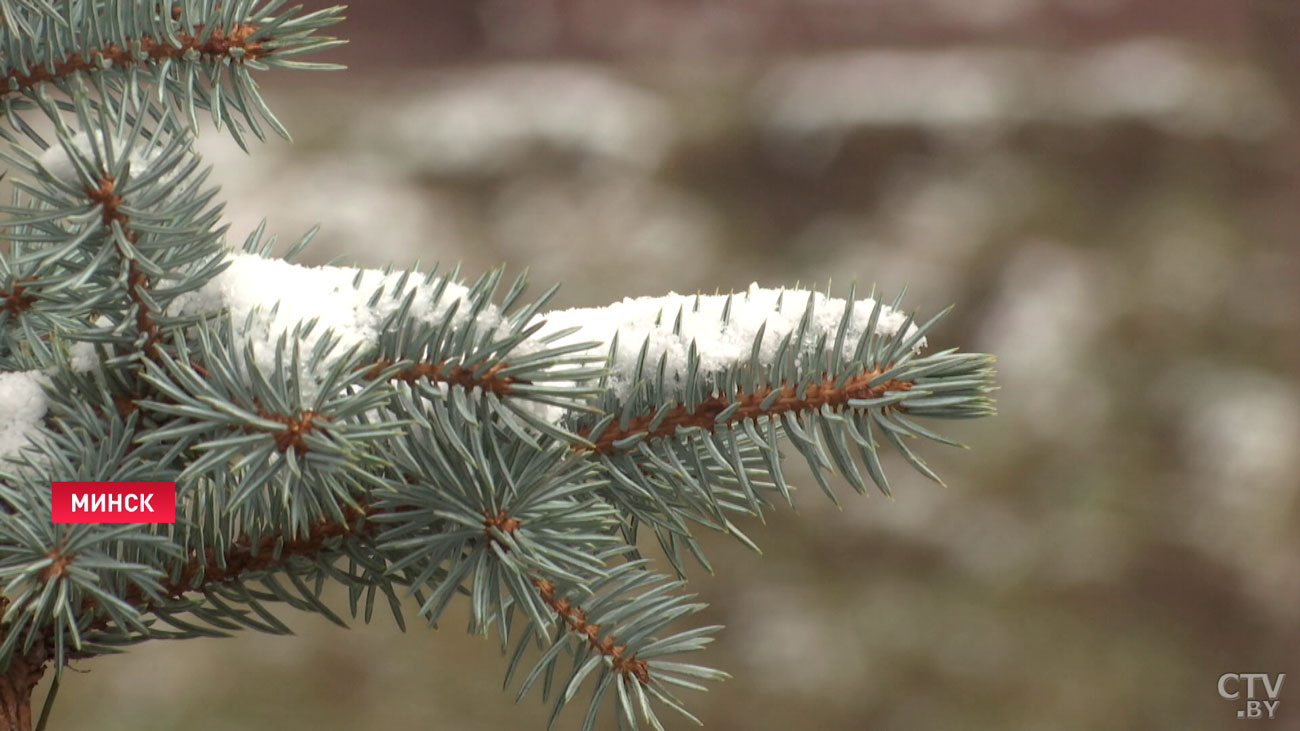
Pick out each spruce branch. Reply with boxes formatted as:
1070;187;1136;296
361;357;529;398
0;4;998;728
2;16;269;96
0;1;345;149
508;557;725;730
83;498;378;639
580;365;916;453
532;576;652;684
0;244;995;726
84;172;164;357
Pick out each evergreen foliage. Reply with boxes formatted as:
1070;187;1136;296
0;2;996;729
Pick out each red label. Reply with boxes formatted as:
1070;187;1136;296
51;482;176;523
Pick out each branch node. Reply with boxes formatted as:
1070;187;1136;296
0;280;36;316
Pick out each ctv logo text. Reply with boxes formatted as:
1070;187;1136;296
51;481;175;523
1219;673;1285;720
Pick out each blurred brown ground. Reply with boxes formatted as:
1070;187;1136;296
46;1;1300;729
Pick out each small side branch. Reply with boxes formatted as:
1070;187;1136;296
532;578;650;684
362;358;528;397
4;19;266;97
135;503;377;607
86;175;162;358
583;367;913;453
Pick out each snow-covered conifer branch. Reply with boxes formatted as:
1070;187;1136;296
0;4;998;729
516;285;997;573
0;234;995;726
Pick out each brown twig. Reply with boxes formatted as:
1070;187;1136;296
480;510;649;682
532;577;651;684
582;367;912;453
4;21;265;97
361;358;526;397
80;501;379;633
151;502;375;603
85;175;163;359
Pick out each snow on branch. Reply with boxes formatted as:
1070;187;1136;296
0;372;48;458
0;252;923;461
532;283;920;402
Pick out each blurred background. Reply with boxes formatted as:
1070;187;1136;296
48;1;1300;728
